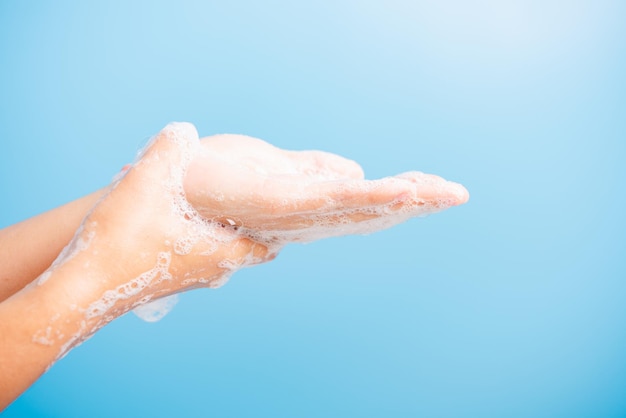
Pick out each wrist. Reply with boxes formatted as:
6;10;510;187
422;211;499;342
29;254;125;353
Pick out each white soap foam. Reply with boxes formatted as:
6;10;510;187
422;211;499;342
132;294;179;322
85;251;173;319
32;326;53;346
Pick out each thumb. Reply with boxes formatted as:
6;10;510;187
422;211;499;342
133;122;200;183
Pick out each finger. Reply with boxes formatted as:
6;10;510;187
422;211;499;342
239;207;412;242
279;172;467;219
319;173;468;209
301;177;410;212
242;191;462;242
395;171;470;205
265;177;407;216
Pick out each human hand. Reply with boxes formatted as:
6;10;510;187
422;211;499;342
48;123;273;328
45;122;469;330
183;134;469;243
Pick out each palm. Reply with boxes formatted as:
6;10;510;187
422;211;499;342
184;134;468;242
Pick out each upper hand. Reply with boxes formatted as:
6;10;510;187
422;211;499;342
183;134;469;242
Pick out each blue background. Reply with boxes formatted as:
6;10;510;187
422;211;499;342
1;1;625;417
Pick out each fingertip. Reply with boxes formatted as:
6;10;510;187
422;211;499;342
394;172;469;206
350;162;365;180
449;182;470;206
338;157;365;180
163;122;200;142
237;239;278;266
265;250;279;262
138;122;200;163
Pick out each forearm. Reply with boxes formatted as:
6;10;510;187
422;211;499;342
0;254;118;410
0;189;106;302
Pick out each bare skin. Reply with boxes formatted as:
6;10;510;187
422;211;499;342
0;122;469;410
0;190;106;302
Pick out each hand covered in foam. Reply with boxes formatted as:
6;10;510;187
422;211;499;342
49;123;273;329
45;123;469;331
183;133;469;244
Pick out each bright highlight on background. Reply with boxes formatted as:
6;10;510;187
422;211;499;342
1;1;625;417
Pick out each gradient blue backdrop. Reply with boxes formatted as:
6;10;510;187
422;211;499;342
1;1;625;417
